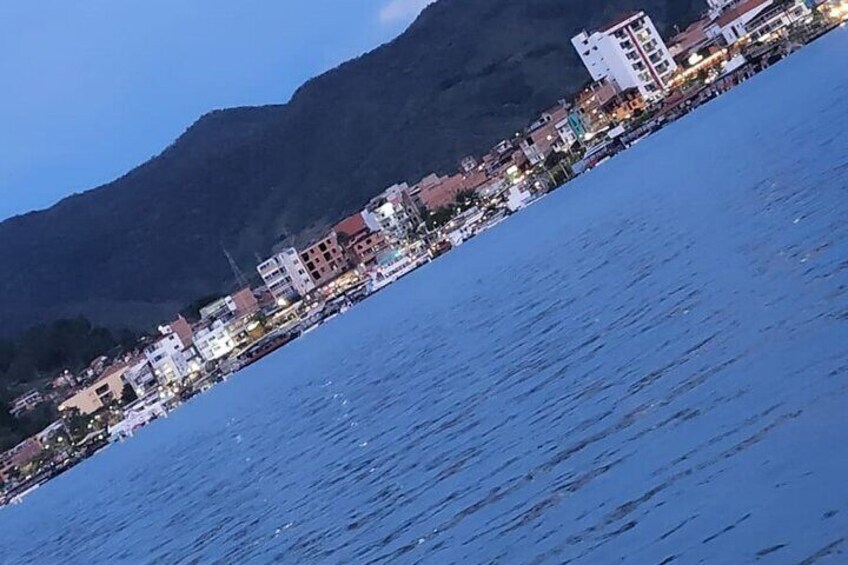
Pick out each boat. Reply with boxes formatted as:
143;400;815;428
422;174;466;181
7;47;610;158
237;329;301;369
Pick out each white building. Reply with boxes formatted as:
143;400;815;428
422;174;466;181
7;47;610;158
708;0;810;45
123;358;158;397
257;247;315;303
144;331;191;383
369;183;423;242
193;320;236;362
554;117;579;150
572;12;677;100
198;296;236;321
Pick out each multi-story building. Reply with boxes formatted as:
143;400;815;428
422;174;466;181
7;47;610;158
193;320;236;362
58;365;128;415
144;331;191;384
257;248;315;303
572;11;677;100
369;183;424;241
519;105;571;166
708;0;810;45
199;288;259;321
299;233;346;288
555;115;580;150
123;357;158;397
168;315;194;349
334;211;388;267
229;288;259;317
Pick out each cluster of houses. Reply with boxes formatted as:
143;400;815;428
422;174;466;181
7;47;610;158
3;0;845;505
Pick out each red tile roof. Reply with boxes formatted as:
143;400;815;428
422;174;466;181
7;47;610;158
600;11;642;33
333;213;368;238
716;0;772;27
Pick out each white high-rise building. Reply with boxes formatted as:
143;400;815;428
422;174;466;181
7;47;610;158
572;12;677;100
257;248;315;303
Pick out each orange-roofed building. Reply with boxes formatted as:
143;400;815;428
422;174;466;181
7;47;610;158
417;170;494;212
334;211;388;267
669;17;714;63
300;233;346;287
231;287;259;318
168;315;194;349
520;105;570;166
709;0;774;44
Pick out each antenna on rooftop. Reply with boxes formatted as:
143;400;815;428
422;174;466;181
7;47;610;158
222;245;250;290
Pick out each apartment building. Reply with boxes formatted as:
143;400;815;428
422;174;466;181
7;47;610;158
334;211;388;267
257;248;316;303
572;11;677;100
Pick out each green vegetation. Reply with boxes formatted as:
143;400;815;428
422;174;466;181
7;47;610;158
0;317;135;451
425;207;455;229
0;0;703;336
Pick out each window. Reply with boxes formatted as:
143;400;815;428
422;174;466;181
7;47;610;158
318;242;327;252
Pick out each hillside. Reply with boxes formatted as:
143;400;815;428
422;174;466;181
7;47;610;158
0;0;704;334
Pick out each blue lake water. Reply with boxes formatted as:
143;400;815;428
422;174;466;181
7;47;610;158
2;31;848;564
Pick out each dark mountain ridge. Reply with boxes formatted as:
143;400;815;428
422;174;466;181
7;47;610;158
0;0;704;334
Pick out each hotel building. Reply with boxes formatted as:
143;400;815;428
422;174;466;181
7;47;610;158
572;11;677;100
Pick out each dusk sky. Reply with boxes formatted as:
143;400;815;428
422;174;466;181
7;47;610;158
0;0;435;221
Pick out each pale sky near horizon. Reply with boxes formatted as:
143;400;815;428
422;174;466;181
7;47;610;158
0;0;436;221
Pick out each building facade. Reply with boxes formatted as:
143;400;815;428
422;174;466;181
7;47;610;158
572;11;677;100
334;211;389;267
299;233;346;288
257;248;316;303
144;331;190;384
713;0;811;44
58;365;128;415
519;106;571;166
369;184;423;241
193;320;236;362
123;357;158;397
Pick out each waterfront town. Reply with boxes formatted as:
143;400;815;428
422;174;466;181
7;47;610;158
1;0;846;506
